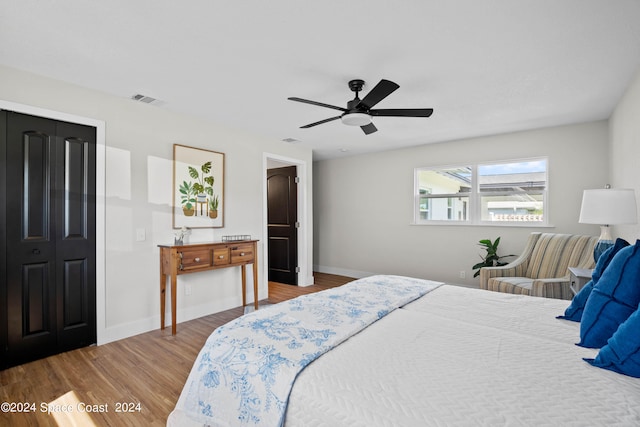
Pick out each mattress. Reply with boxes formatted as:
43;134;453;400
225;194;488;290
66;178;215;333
284;285;640;426
168;283;640;426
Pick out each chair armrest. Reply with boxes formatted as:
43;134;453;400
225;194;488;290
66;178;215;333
478;233;541;289
531;277;572;300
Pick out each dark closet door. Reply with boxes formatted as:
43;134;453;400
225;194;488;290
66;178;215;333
2;111;96;368
267;166;298;285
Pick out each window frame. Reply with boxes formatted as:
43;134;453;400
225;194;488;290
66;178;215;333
413;157;549;226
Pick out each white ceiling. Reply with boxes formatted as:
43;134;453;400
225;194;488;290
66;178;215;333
2;1;640;161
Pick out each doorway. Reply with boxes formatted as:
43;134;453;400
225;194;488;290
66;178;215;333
1;110;97;368
267;165;298;285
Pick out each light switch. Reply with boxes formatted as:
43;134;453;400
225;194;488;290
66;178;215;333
135;228;146;241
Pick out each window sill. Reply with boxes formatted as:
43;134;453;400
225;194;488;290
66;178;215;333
410;221;555;228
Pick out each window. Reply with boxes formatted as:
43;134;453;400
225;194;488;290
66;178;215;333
414;158;548;225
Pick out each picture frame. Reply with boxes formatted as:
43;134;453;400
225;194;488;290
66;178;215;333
173;144;225;229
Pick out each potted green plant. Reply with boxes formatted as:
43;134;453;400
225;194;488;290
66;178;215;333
189;161;214;203
179;180;196;216
472;237;516;277
208;195;219;219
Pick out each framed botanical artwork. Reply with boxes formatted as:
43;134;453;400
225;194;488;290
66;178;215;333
173;144;224;229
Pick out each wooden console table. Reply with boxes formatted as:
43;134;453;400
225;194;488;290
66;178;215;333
158;240;258;335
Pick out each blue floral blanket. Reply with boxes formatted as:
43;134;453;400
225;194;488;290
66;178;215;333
178;275;442;426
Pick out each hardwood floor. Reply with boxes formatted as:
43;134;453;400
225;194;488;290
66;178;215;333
0;272;354;427
267;272;355;303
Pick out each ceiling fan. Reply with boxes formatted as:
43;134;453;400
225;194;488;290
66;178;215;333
288;79;433;135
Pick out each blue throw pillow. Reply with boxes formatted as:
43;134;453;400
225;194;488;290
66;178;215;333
585;304;640;378
579;241;640;348
558;239;629;322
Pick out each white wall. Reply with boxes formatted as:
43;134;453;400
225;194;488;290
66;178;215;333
610;68;640;242
0;65;314;344
314;121;609;285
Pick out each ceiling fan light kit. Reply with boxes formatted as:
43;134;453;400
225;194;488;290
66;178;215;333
288;78;433;135
341;112;372;126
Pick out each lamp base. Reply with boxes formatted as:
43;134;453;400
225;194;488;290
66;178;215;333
593;239;614;263
592;225;614;262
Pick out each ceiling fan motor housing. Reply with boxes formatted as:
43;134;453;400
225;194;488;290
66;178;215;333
342;80;371;125
348;79;365;93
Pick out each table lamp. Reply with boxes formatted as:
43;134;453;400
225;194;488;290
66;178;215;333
579;186;637;262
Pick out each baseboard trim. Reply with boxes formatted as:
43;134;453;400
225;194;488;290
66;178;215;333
313;265;373;280
98;296;243;345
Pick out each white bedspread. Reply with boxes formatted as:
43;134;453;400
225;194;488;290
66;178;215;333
169;283;640;427
284;285;640;426
168;275;441;427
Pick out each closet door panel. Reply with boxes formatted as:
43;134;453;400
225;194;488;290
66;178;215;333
5;113;58;365
55;121;96;350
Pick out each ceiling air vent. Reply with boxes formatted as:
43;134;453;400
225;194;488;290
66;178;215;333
130;93;161;105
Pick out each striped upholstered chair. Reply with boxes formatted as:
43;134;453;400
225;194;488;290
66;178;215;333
479;232;598;300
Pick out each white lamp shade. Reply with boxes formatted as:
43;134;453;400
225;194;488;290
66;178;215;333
579;188;638;225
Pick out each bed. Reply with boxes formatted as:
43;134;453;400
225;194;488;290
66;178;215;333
167;275;640;426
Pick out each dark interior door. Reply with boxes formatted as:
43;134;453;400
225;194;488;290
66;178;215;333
267;166;298;285
2;111;96;368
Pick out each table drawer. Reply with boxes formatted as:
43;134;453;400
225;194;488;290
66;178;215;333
213;248;230;266
180;249;211;270
230;244;254;263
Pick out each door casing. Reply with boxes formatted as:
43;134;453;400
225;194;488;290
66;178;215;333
263;154;311;288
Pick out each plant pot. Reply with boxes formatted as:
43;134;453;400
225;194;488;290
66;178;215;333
209;210;218;219
183;207;195;217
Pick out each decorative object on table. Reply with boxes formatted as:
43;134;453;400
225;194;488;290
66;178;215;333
472;237;515;277
579;185;637;262
173;226;191;245
222;235;252;242
173;144;225;229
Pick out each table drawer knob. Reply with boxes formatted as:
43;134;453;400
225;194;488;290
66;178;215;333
194;257;201;262
240;252;245;256
218;255;225;259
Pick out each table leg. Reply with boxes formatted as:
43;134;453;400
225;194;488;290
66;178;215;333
171;273;177;335
253;262;258;310
160;273;166;330
241;265;247;307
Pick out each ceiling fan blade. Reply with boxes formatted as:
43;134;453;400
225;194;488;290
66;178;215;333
288;97;347;112
300;116;341;128
369;108;434;117
361;123;378;135
357;79;400;110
